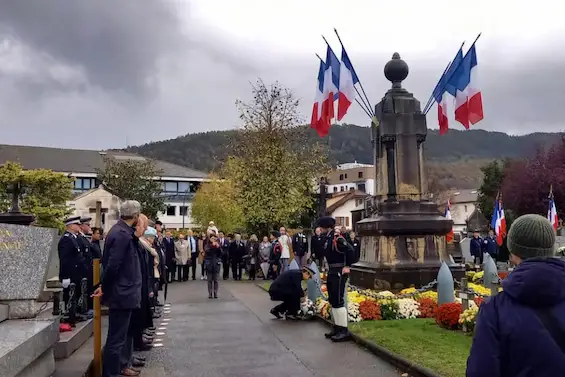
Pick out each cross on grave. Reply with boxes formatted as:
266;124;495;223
456;277;476;333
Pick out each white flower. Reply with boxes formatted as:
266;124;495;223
347;301;362;322
397;298;421;319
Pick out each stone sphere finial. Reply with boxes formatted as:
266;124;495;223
384;52;409;88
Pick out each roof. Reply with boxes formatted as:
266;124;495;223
450;189;479;204
0;144;208;179
326;190;369;214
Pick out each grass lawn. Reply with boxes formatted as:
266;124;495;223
350;319;472;377
260;281;271;291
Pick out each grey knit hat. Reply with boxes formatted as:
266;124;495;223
507;214;555;260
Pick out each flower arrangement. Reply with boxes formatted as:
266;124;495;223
397;298;421;319
316;297;331;319
472;270;484;282
498;271;509;280
379;299;400;320
347;301;362;322
399;287;417;295
419;290;438;302
348;291;369;304
474;297;484;307
436;302;463;329
417;297;438;318
468;282;492;296
300;299;316;320
359;300;381;320
459;306;479;332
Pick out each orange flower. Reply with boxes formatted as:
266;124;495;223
417;298;438;318
359;300;381;320
436;302;462;329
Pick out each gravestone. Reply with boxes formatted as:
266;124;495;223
0;223;58;319
459;237;473;262
437;261;455;305
307;261;322;302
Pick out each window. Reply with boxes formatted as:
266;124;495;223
340;186;345;192
73;177;97;192
178;182;191;193
464;205;468;213
166;206;176;216
179;206;189;216
356;199;364;207
339;174;344;180
333;187;338;193
336;217;346;226
358;171;363;178
163;182;178;193
344;173;348;179
358;183;366;192
346;217;350;227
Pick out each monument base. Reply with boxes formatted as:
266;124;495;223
350;261;465;291
0;213;35;226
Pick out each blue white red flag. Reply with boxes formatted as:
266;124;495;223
444;199;454;243
491;196;506;246
337;46;359;121
433;48;463;135
548;190;559;231
311;59;326;137
318;45;341;137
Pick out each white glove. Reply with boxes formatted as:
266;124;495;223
62;279;71;288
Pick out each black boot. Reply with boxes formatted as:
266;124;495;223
324;325;337;339
330;326;352;342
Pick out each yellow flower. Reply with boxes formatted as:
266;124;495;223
400;287;417;295
419;291;438;302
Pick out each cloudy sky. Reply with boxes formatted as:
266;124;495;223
0;0;563;149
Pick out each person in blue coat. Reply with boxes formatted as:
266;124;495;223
482;228;499;262
467;214;565;377
469;229;483;265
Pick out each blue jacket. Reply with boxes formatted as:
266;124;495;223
482;236;499;257
470;237;483;257
467;258;565;377
101;220;142;310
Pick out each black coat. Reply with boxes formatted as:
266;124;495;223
163;237;176;266
58;231;88;284
101;220;142;310
292;233;308;257
218;238;230;262
229;240;246;262
204;243;223;273
269;270;304;300
311;235;326;259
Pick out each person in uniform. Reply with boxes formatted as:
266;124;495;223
292;227;309;268
269;265;315;319
317;216;355;342
58;216;88;310
78;217;96;311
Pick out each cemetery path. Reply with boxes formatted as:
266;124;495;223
141;279;401;377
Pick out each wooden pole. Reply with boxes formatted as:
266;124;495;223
93;259;102;377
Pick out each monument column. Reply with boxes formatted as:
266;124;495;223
351;53;464;290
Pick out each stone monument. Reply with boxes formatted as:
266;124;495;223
350;53;465;290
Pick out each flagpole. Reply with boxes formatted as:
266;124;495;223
317;46;373;118
333;28;375;117
424;33;482;115
422;41;465;114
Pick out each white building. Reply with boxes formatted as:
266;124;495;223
325;190;370;229
0;145;209;230
325;161;376;196
448;189;479;233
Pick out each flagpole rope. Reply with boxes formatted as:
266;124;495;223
423;33;482;115
333;28;375;117
355;98;373;119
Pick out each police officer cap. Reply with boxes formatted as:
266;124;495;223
302;265;315;276
64;216;81;226
316;216;336;229
80;216;92;225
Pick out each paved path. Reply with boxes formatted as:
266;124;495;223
141;278;401;377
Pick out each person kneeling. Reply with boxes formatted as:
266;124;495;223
268;266;314;320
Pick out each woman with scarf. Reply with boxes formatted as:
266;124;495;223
204;233;222;299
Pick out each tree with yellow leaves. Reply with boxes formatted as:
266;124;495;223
225;80;329;232
191;174;244;234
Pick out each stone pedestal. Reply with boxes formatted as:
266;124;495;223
350;53;464;290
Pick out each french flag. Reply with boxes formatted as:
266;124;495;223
311;59;326;137
444;199;454;243
319;45;340;137
337;46;359;121
548;194;559;231
490;196;506;246
434;49;463;135
451;45;484;128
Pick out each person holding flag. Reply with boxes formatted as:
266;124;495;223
547;186;559;231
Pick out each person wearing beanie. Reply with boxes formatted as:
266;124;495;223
467;214;565;377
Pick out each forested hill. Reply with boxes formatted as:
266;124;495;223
127;124;558;173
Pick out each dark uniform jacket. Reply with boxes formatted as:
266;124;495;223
58;231;88;284
101;220;142;310
482;236;499;257
219;237;230;262
470;237;483;258
269;270;304;301
311;235;326;259
229;240;246;263
325;231;355;268
292;233;308;257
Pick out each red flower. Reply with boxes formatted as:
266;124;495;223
474;297;484;307
498;271;509;280
436;302;462;329
359;300;382;320
417;298;438;318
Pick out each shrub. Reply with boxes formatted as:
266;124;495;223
379;300;400;320
417;297;438;318
359;300;381;320
436;302;463;329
